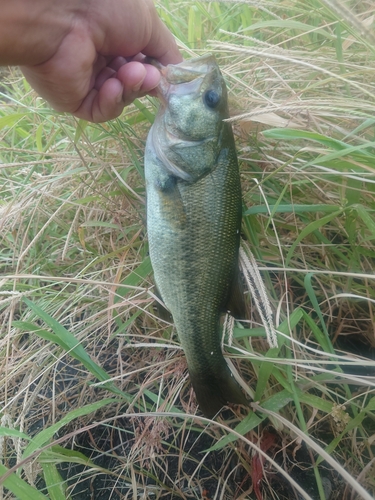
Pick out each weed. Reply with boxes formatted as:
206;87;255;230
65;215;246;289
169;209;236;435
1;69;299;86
1;1;375;499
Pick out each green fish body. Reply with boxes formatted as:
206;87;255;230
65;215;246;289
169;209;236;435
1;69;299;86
145;54;246;417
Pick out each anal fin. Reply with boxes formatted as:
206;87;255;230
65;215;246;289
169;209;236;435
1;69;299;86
152;286;173;323
225;268;249;321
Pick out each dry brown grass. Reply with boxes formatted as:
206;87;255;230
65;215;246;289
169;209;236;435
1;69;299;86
1;1;375;498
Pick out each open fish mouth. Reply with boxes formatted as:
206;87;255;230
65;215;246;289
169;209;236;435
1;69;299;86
164;54;218;84
151;54;219;101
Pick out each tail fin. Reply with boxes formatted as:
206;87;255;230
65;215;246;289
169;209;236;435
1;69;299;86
189;366;248;418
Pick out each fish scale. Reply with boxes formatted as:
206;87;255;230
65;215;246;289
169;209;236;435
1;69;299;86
145;54;247;418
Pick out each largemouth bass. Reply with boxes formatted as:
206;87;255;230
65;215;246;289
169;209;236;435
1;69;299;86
145;54;247;418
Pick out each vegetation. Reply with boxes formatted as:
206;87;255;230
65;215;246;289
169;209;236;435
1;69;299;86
1;1;375;498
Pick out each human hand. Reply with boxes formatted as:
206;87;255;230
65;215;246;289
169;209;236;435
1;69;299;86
3;0;182;122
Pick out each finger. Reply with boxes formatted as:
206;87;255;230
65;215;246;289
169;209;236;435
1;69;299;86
107;56;128;72
116;61;160;97
94;66;117;90
74;77;124;122
73;63;160;122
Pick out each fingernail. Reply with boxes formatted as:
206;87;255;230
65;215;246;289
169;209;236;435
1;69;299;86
116;90;123;104
132;77;145;93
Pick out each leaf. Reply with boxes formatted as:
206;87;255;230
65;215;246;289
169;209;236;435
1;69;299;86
124;256;152;286
0;113;27;129
296;390;332;414
244;204;340;216
115;256;152;302
263;128;352;151
112;308;143;336
74;119;88;143
243;20;334;39
263;128;375;162
208;390;293;451
22;398;119;460
0;464;48;498
354;204;375;240
40;461;70;500
144;389;183;414
13;321;70;350
285;209;344;266
234;307;304;341
233;325;267;339
133;99;155;124
303;275;334;354
80;221;121;229
35;123;44;152
22;298;127;397
0;427;31;440
238;308;304;402
317;397;375;465
113;256;153;331
42;445;97;468
40;446;116;479
254;347;280;403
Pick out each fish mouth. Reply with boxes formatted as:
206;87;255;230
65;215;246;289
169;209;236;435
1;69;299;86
156;53;218;101
164;54;217;84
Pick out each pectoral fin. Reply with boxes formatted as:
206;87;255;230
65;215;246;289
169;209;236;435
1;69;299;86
154;172;187;231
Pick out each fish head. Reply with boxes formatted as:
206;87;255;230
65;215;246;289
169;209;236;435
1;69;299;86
158;54;228;142
150;54;231;182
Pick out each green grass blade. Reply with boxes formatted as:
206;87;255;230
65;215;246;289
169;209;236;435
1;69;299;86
133;98;155;124
74;119;88;143
208;389;294;451
243;19;334;39
0;464;49;499
115;256;152;300
303;274;334;354
241;309;304;402
233;325;267;339
263;128;353;151
44;445;97;468
22;298;125;397
317;397;375;465
285;209;344;266
144;389;183;413
22;398;118;460
0;112;28;129
354;204;375;239
244;204;341;216
0;428;31;440
40;460;70;500
13;321;72;351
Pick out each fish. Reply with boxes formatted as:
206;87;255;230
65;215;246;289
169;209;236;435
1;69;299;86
144;54;247;418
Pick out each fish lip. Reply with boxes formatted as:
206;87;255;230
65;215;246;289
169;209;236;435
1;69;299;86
165;53;217;81
155;53;218;102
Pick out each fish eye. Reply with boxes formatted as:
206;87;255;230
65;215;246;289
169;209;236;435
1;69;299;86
204;89;220;109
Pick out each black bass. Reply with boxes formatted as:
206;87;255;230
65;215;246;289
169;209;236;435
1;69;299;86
145;54;247;418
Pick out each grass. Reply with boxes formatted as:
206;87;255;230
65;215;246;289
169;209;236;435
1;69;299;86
1;0;375;498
